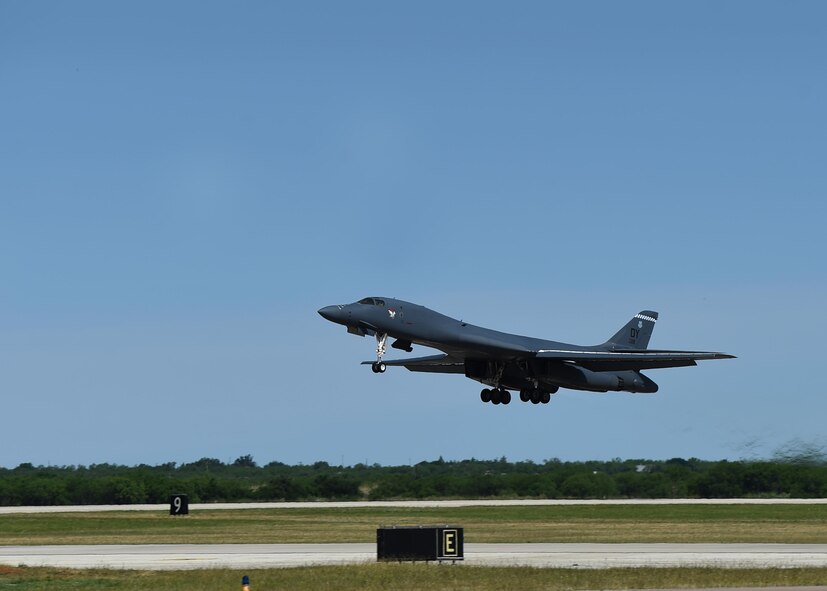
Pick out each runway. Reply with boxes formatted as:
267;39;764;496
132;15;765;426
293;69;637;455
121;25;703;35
3;543;827;570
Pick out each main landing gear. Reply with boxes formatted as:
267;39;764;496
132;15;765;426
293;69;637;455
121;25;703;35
482;387;554;405
480;388;511;405
519;388;553;404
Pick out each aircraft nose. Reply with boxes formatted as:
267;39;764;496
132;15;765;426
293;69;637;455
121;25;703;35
318;305;343;322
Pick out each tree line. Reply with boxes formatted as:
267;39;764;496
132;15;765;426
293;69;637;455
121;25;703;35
1;455;826;506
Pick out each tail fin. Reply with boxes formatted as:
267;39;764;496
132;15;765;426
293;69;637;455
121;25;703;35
605;311;658;349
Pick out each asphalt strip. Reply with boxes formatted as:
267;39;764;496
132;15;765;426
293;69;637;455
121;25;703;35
3;543;827;570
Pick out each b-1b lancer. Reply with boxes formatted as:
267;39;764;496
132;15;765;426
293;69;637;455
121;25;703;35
318;297;734;406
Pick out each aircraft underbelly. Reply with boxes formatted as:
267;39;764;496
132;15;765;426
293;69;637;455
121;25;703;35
463;358;658;394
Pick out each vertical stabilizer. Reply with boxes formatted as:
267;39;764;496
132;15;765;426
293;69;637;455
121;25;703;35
605;311;658;349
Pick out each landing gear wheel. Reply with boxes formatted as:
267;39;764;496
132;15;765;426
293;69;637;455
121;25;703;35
530;390;541;404
480;388;492;403
491;389;502;405
519;389;530;402
501;390;512;405
540;391;551;404
371;362;386;373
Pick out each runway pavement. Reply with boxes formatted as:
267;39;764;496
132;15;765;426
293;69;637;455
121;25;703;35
3;543;827;570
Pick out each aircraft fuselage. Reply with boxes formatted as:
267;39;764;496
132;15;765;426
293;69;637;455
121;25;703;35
319;297;734;405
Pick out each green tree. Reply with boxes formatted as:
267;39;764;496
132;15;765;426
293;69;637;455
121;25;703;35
560;472;617;498
258;476;305;501
311;474;359;499
233;455;257;468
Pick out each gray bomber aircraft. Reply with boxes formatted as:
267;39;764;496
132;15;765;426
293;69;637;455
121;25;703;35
318;297;735;405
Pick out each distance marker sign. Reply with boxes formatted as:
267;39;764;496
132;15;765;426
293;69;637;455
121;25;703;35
169;494;189;516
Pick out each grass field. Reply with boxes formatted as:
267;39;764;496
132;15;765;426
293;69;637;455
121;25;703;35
2;564;827;591
1;504;827;545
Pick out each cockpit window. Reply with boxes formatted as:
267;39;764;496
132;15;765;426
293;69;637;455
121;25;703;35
358;297;385;306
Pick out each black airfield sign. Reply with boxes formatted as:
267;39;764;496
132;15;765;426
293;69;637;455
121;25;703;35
169;494;189;516
377;526;464;562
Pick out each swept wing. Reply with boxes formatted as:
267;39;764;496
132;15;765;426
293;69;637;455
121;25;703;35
535;349;735;371
365;350;734;374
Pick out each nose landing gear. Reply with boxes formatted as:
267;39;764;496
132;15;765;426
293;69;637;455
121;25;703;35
371;333;388;373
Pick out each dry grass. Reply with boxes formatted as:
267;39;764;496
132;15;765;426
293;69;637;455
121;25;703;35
2;565;827;591
2;504;827;545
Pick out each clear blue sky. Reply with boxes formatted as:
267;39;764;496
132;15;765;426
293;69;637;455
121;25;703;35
2;2;825;468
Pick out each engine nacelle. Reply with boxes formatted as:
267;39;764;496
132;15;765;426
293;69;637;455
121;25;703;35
542;364;658;393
